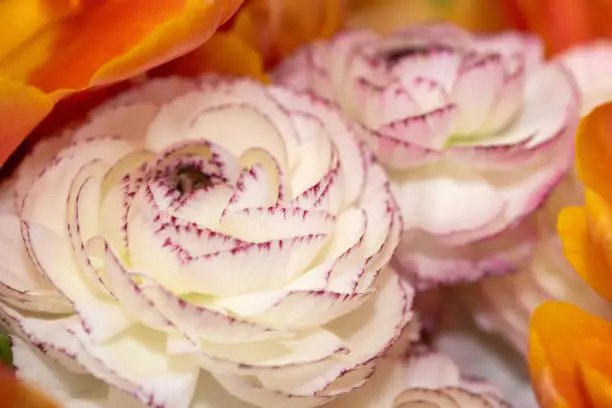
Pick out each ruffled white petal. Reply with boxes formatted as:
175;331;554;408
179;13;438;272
275;23;577;287
0;74;406;408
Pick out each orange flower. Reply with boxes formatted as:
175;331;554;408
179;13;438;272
558;103;612;302
499;0;612;56
0;362;59;407
345;0;510;34
0;0;244;167
529;301;612;408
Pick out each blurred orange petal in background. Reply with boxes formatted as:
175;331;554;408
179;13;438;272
541;103;612;408
0;0;244;167
163;0;345;80
345;0;510;34
0;362;60;407
529;301;612;408
499;0;612;56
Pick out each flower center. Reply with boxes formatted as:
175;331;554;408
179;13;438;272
174;165;213;195
384;43;454;64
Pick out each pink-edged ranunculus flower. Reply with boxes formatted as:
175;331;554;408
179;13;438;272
332;347;510;408
274;23;580;288
466;172;612;355
0;75;412;408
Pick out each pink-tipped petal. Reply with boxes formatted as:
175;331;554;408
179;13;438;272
327;347;507;408
394;220;536;290
24;222;132;342
275;26;579;286
1;74;407;407
0;215;71;313
12;336;108;406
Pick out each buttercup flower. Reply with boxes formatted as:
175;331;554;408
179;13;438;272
275;23;579;287
467;173;612;354
530;301;612;408
0;0;244;166
0;75;410;407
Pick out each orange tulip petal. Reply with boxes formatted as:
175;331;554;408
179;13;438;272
0;78;53;166
530;301;612;408
0;0;244;168
579;339;612;408
558;205;612;302
575;102;612;206
1;0;244;94
584;188;612;265
529;329;573;408
162;32;267;82
91;0;245;88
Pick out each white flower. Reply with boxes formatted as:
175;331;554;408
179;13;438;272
0;76;412;408
557;42;612;116
330;348;510;408
466;173;612;354
274;23;579;288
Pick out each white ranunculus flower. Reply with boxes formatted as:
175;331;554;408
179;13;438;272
0;76;412;408
274;23;580;289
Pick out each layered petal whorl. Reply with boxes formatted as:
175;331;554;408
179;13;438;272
467;173;612;355
328;348;510;408
0;76;412;408
275;23;579;287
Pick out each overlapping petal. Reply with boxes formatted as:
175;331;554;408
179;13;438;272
0;0;244;167
329;348;509;408
557;43;612;115
558;102;612;302
275;23;579;287
529;301;612;408
466;173;612;354
0;75;410;407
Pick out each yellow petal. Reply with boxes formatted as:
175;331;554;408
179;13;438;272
575;102;612;206
558;204;612;302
